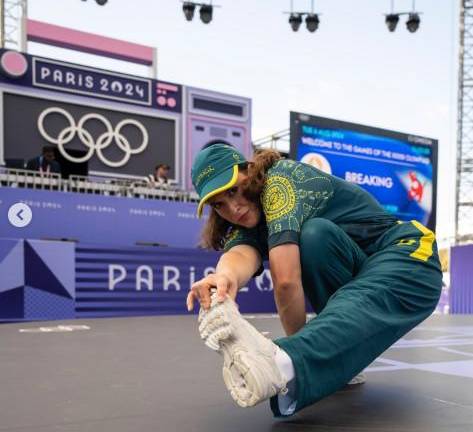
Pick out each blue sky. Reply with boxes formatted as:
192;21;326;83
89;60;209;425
28;0;458;243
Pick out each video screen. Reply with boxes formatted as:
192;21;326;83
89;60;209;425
290;112;438;230
2;92;176;179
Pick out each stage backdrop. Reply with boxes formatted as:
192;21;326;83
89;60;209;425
0;187;203;248
0;239;277;321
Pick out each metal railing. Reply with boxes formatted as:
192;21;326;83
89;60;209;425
0;167;199;203
0;167;63;189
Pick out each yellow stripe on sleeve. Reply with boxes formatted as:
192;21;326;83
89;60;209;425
410;220;435;262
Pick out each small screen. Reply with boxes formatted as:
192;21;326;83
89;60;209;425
193;97;244;117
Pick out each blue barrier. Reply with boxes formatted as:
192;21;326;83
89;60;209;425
0;187;203;248
0;238;277;321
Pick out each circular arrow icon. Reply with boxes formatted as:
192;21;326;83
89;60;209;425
8;203;33;228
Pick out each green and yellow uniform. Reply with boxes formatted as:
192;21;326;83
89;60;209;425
224;159;442;416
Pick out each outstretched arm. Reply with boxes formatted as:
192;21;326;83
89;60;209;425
269;243;306;335
187;244;261;311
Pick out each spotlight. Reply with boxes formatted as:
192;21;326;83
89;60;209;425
199;4;213;24
80;0;108;4
289;13;302;32
406;13;420;33
182;2;196;21
305;13;319;32
385;13;399;32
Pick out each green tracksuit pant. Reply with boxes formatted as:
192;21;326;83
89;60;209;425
271;218;443;416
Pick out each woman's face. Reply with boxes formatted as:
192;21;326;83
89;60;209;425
207;171;261;228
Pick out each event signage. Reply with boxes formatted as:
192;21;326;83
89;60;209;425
0;238;277;321
0;187;203;248
3;92;177;178
75;244;276;318
0;49;182;113
290;112;438;230
33;57;152;106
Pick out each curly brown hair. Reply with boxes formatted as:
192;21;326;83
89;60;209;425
199;149;283;250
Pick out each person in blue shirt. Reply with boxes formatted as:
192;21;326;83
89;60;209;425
26;146;61;175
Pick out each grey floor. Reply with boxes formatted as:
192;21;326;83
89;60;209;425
1;314;472;432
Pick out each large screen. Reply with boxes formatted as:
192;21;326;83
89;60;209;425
290;112;438;230
2;92;177;179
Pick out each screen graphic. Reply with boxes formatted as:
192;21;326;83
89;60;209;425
3;92;176;179
290;112;438;230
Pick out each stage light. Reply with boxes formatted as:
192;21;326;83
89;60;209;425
406;13;420;33
305;14;319;32
80;0;108;4
200;4;213;24
289;13;302;32
385;0;421;34
181;2;217;24
385;13;399;32
182;2;196;21
284;1;321;34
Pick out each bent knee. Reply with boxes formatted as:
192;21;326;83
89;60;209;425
300;218;339;242
300;218;341;269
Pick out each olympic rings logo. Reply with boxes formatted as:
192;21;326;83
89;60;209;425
37;107;149;168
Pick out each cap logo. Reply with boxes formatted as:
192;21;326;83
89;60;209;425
195;165;215;187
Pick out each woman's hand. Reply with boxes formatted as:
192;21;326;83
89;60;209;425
186;245;261;312
186;272;238;311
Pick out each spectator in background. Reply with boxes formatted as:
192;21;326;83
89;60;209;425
147;163;170;187
26;146;61;175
